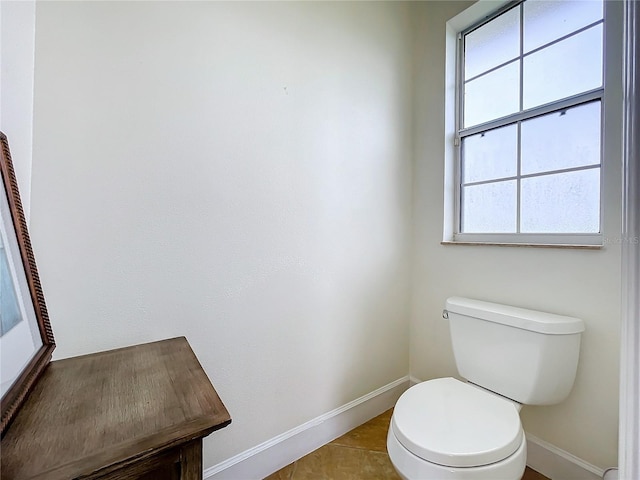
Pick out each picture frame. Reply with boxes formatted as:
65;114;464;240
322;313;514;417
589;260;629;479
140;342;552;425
0;131;55;436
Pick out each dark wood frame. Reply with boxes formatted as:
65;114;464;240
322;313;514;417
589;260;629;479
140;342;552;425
0;131;55;436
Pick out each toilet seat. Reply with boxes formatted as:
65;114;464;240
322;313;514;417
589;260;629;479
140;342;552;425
392;377;523;468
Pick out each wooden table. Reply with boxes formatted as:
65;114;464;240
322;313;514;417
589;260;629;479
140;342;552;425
1;337;231;480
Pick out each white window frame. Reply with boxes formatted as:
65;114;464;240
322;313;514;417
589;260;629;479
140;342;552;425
447;0;606;247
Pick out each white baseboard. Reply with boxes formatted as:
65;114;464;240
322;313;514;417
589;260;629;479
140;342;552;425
204;376;410;480
204;376;603;480
526;434;605;480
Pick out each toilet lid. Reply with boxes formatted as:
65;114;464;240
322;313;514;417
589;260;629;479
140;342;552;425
392;377;523;468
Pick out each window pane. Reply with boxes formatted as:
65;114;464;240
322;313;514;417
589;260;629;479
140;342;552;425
523;24;603;109
463;124;518;183
524;0;603;53
520;169;600;233
464;61;519;127
521;101;601;175
462;181;517;233
465;6;520;80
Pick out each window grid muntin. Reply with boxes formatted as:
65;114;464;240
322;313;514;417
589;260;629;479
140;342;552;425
462;162;601;189
459;100;603;234
461;98;603;186
463;19;604;86
517;1;523;231
456;0;604;238
459;88;603;139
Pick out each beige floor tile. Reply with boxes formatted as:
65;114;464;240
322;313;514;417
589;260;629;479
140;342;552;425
290;444;400;480
264;462;295;480
523;466;550;480
330;409;393;452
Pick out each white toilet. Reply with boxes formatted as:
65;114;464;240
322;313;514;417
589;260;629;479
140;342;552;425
387;297;585;480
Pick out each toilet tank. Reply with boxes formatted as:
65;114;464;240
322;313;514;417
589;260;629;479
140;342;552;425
445;297;585;406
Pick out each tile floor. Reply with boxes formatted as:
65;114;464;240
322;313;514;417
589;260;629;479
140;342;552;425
264;409;550;480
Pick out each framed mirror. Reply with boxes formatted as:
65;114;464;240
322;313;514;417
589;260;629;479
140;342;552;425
0;132;55;436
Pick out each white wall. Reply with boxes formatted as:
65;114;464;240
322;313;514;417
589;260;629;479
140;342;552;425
30;1;412;470
23;0;625;474
411;0;622;470
0;0;36;220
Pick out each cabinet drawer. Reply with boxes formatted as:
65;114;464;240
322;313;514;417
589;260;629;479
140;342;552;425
88;442;195;480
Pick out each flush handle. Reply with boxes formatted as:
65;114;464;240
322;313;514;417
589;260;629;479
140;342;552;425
442;309;449;320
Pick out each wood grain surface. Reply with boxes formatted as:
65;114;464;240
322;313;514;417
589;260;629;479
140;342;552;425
1;337;231;480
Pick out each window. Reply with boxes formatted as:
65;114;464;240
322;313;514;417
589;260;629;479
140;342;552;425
454;0;604;246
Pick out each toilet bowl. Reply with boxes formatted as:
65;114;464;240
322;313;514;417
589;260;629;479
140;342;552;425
387;378;526;480
387;297;585;480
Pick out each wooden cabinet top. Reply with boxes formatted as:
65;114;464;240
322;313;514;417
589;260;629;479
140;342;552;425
1;337;231;480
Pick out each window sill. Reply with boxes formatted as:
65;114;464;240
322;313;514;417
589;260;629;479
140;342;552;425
441;241;603;250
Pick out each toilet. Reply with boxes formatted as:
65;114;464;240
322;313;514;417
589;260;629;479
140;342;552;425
387;297;585;480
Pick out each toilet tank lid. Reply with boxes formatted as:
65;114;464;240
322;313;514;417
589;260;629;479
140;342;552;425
445;297;585;335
